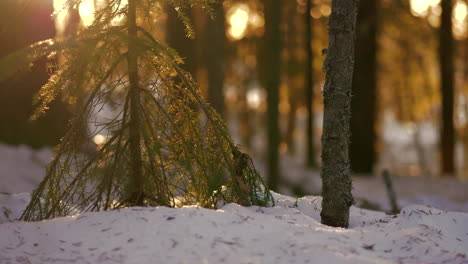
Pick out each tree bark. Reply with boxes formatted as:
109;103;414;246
349;0;379;174
305;0;316;168
320;0;357;228
264;0;282;191
128;0;144;205
205;4;225;118
439;0;455;176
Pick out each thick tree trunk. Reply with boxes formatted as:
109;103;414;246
128;0;144;205
320;0;357;228
264;0;282;191
305;0;316;168
349;0;379;174
439;0;455;176
205;4;225;118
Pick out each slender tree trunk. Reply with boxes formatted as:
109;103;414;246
439;0;455;176
206;4;225;118
349;0;379;174
284;0;298;155
320;0;357;228
305;0;316;168
128;0;144;205
285;98;297;154
264;0;282;191
464;7;468;177
239;78;252;149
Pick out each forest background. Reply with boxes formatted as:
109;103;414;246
0;0;467;195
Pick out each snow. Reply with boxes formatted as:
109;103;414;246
1;143;468;263
0;144;52;194
0;193;467;264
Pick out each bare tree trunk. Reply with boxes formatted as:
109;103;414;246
128;0;144;205
285;97;297;154
205;4;225;118
239;78;252;149
305;0;316;168
320;0;357;228
439;0;455;176
284;0;299;155
464;6;468;177
349;0;379;175
264;0;282;191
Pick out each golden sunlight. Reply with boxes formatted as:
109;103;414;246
227;4;250;41
453;1;467;37
410;0;440;16
93;134;106;145
53;0;96;31
79;0;95;27
410;0;467;37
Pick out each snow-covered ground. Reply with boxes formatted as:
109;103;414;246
1;143;468;263
1;193;467;264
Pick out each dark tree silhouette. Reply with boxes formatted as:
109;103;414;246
0;0;70;148
166;5;197;76
439;0;455;176
349;0;379;175
205;3;225;118
320;0;357;228
264;0;282;191
305;0;316;168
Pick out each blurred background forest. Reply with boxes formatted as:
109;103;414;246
0;0;467;195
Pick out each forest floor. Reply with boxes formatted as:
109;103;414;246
0;143;467;263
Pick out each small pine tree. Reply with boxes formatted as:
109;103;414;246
0;0;273;221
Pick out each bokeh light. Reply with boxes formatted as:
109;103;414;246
227;4;250;40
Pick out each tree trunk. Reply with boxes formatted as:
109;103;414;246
349;0;379;175
264;0;282;191
205;4;225;118
305;0;316;168
320;0;357;228
166;6;197;76
284;0;299;155
128;0;144;205
439;0;455;176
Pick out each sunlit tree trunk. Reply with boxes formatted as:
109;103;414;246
205;4;225;118
320;0;357;228
127;0;144;205
349;0;379;175
305;0;316;168
264;0;282;191
439;0;455;176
